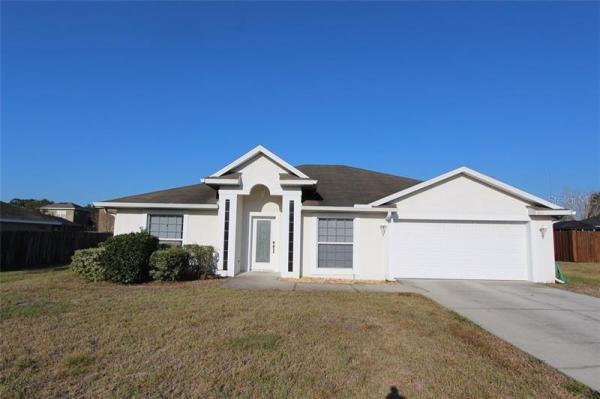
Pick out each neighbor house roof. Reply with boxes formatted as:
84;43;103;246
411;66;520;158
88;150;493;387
0;202;78;226
554;216;600;231
40;202;87;210
97;165;421;207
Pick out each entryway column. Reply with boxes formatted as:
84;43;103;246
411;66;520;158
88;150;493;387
217;194;238;277
281;192;302;278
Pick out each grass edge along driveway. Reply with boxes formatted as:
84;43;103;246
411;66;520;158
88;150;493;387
557;262;600;298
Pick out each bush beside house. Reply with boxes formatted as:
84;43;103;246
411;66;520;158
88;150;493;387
185;244;216;279
70;231;215;284
148;245;216;281
101;232;159;283
70;247;106;282
149;247;189;281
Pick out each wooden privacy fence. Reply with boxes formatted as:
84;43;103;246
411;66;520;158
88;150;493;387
554;230;600;262
1;231;112;269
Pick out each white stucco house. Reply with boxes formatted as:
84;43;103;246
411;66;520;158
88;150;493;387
94;145;572;283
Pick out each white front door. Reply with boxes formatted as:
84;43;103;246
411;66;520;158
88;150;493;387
251;216;278;271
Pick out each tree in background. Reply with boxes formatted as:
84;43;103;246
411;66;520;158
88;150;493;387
85;203;99;231
8;198;53;212
556;189;600;220
587;192;600;218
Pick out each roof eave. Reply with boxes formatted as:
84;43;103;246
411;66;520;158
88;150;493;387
0;218;64;226
528;208;574;217
93;202;218;210
201;177;241;186
280;179;318;186
302;205;396;213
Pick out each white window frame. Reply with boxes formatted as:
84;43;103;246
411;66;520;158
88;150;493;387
147;213;184;245
315;217;355;275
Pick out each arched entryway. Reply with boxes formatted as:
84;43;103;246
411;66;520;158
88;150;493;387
239;185;282;272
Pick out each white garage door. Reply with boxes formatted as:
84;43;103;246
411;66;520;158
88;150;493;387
389;221;529;280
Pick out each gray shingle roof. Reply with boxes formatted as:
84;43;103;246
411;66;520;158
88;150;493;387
104;184;218;204
101;165;421;207
297;165;421;206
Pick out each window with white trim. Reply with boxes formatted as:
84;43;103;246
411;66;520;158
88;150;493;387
317;218;353;269
148;215;183;245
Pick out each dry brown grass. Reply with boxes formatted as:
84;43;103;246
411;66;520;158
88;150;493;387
0;267;596;398
556;262;600;298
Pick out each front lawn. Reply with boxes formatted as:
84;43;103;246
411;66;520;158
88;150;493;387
557;262;600;298
0;268;596;398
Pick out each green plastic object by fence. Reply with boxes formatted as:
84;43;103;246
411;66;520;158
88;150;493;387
555;262;567;283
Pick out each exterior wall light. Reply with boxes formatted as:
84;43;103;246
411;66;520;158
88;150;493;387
380;225;387;236
539;226;547;238
384;212;394;223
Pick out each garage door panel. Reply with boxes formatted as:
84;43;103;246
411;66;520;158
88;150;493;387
389;221;528;280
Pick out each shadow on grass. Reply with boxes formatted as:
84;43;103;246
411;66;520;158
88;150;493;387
386;386;406;399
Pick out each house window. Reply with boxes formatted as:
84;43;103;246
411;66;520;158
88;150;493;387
223;199;230;271
148;215;183;245
54;210;67;218
288;201;294;272
317;218;353;269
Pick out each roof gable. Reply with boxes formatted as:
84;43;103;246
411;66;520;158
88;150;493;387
392;174;535;217
209;145;309;179
369;166;564;210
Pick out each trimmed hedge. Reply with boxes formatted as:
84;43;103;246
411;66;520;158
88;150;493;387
71;247;107;282
101;232;159;284
149;247;189;281
185;245;215;279
149;245;215;281
69;232;215;284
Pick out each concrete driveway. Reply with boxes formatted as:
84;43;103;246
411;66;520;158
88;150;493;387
401;279;600;391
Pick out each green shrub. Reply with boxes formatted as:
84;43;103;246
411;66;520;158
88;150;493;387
184;245;215;279
71;247;107;282
149;247;189;281
101;232;159;284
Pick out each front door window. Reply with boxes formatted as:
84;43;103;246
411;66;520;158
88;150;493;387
251;216;277;271
255;220;271;263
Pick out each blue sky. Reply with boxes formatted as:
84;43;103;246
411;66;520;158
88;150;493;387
1;1;598;205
